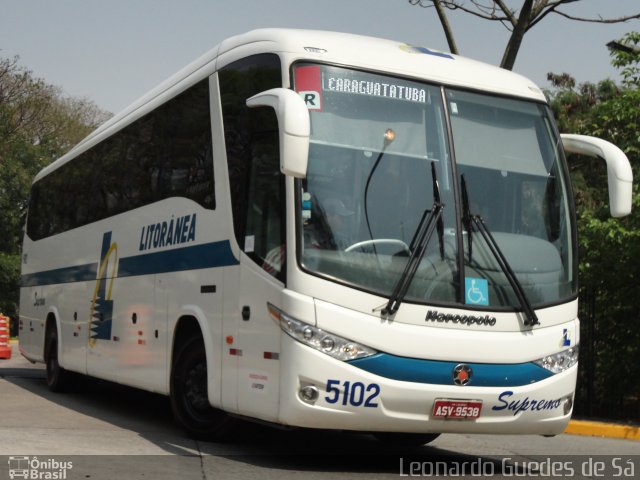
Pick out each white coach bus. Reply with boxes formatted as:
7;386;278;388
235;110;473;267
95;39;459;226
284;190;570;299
19;29;633;444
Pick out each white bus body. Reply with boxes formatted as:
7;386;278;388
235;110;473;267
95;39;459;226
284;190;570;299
19;29;632;443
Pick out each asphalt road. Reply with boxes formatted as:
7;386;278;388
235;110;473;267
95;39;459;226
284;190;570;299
1;344;638;480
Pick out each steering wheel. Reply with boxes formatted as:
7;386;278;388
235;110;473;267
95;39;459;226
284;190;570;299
344;238;411;255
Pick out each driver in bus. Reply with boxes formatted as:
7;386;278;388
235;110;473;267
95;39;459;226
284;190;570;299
305;197;355;250
323;198;355;250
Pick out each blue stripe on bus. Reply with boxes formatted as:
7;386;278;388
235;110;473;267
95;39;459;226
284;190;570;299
119;240;238;277
348;353;553;387
21;240;239;287
21;263;98;287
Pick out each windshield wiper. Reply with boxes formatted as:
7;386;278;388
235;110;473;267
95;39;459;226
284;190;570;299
381;162;444;316
460;174;539;327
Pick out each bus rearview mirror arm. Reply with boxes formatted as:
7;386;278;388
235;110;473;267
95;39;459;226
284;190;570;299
246;88;310;178
560;134;633;218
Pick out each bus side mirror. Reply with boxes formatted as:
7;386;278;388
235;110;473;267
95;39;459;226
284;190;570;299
246;88;310;178
561;134;633;218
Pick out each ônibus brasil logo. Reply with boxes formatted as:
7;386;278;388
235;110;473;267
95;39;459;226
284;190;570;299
7;456;73;479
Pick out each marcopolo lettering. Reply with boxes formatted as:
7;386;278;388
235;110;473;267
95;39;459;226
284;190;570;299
492;390;563;416
425;310;497;327
139;213;197;251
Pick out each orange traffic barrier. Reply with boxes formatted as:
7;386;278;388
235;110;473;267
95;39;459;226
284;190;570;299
0;313;12;359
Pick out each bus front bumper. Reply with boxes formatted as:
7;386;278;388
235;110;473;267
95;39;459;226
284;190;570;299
277;335;576;435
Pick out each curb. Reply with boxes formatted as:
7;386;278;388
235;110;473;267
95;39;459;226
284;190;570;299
565;420;640;441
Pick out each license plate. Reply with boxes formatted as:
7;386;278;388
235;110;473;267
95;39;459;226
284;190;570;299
432;399;482;420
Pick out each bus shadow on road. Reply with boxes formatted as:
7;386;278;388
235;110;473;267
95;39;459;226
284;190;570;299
1;368;197;455
1;367;526;475
200;427;514;475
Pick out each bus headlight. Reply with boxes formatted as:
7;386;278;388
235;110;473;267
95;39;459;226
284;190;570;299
533;346;579;374
267;303;377;361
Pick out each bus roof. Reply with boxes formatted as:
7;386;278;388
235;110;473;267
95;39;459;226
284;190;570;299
38;28;546;181
219;28;546;101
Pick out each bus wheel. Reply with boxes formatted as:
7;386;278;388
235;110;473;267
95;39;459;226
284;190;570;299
372;432;440;447
45;324;73;392
170;337;235;441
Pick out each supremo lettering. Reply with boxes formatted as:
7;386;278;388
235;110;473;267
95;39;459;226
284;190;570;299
492;390;562;416
425;310;497;327
139;214;197;251
325;76;427;104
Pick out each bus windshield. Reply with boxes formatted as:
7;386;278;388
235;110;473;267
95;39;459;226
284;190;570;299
295;63;576;310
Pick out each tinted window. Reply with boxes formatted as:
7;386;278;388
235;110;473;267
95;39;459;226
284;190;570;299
219;54;285;279
27;79;214;240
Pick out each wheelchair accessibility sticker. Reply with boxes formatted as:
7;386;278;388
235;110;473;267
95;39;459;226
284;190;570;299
465;277;489;306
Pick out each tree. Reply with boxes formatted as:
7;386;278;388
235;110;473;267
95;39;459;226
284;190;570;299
545;33;640;421
0;56;110;251
408;1;640;70
0;253;20;320
0;55;110;318
609;31;640;88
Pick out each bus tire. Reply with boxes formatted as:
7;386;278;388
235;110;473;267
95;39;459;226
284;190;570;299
45;323;73;392
170;336;235;441
372;432;440;447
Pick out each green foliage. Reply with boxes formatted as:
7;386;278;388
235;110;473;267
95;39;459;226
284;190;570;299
586;89;640;160
0;55;110;320
576;190;640;420
547;33;639;421
0;253;20;319
610;31;640;88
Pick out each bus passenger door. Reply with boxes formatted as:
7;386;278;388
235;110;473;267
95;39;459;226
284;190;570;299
235;256;284;422
217;52;284;419
226;109;284;422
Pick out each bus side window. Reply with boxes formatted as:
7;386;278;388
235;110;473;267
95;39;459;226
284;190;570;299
25;79;215;241
220;54;285;280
